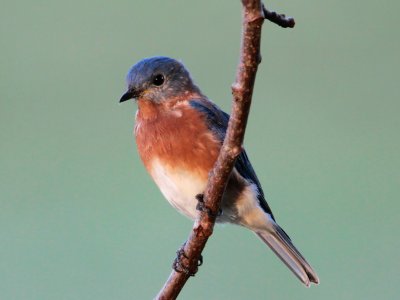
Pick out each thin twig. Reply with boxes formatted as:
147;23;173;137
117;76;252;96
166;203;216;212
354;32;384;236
156;1;265;299
263;5;295;28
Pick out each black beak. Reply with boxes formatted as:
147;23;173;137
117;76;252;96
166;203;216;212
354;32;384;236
119;91;134;103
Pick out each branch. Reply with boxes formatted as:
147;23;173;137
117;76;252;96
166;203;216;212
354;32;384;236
263;5;295;28
156;1;294;299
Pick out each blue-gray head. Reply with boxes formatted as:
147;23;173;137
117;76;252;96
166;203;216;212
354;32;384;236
119;56;201;103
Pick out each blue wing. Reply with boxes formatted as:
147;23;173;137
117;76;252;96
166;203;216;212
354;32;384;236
189;99;275;220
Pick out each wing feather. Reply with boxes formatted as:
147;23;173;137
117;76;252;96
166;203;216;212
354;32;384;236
189;99;275;219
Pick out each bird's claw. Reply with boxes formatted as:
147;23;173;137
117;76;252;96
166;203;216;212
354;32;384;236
195;194;222;217
172;242;202;276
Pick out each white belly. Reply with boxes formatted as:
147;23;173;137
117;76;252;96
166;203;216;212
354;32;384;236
150;159;207;219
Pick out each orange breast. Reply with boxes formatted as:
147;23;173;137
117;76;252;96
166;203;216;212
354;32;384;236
134;100;221;180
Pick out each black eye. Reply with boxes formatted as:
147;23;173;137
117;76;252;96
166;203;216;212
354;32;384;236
152;74;164;86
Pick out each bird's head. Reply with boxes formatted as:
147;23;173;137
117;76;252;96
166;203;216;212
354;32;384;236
120;56;201;104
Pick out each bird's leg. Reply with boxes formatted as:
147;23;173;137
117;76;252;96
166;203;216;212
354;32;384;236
195;194;222;217
172;242;203;276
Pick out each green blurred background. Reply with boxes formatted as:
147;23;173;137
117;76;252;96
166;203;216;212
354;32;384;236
1;0;399;299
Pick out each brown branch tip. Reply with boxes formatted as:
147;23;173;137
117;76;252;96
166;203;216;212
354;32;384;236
263;5;295;28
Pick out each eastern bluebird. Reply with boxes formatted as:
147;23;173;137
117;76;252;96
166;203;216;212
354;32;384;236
120;56;319;286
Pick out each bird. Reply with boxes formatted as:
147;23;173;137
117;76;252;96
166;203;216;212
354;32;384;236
120;56;319;287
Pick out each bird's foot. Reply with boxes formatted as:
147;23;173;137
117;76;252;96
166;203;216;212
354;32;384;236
172;242;203;277
195;194;222;217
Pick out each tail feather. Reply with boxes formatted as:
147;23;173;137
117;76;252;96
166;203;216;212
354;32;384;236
257;223;319;287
